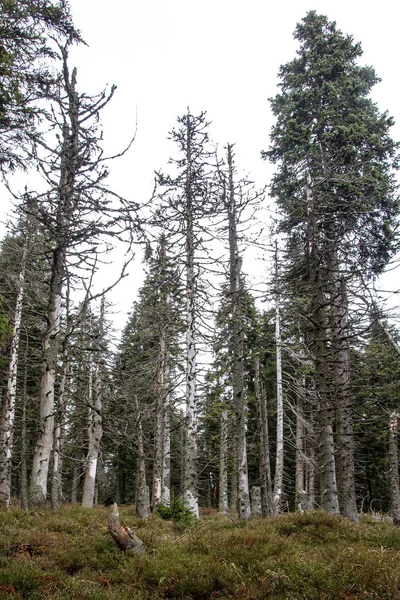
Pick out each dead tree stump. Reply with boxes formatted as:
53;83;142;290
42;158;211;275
108;503;145;553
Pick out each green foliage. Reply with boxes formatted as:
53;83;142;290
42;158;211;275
0;0;79;174
155;494;195;526
264;11;399;275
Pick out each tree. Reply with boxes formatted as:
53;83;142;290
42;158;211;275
27;42;137;506
113;239;183;510
0;0;78;175
153;110;217;516
264;11;399;520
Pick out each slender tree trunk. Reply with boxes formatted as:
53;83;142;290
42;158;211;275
82;301;105;508
20;341;29;511
229;413;238;512
153;331;165;508
388;412;400;526
219;410;229;514
183;114;199;517
227;144;250;519
135;396;150;518
255;357;272;516
273;246;284;514
295;388;308;512
161;368;171;505
51;357;70;509
0;236;27;506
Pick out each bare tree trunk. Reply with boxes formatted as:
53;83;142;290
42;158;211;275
0;236;27;506
161;354;171;505
135;396;150;519
51;357;70;509
388;412;400;526
229;414;238;513
82;300;105;509
295;389;308;512
227;145;250;520
255;357;272;516
30;67;79;507
273;246;284;514
153;332;165;508
183;114;199;518
219;410;229;514
20;340;29;510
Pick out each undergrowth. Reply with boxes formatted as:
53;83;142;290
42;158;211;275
0;506;399;598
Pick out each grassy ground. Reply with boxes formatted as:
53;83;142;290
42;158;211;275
0;505;400;599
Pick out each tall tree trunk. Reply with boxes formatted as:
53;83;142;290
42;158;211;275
30;67;79;506
295;387;308;512
273;244;284;514
183;113;199;517
20;340;29;510
227;144;250;519
51;357;70;509
135;396;150;519
388;412;400;526
82;301;105;509
161;352;171;505
153;331;166;508
0;235;28;506
255;357;272;516
229;417;238;513
307;174;339;515
219;410;229;514
329;253;358;521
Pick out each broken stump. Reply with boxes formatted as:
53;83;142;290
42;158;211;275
108;503;145;553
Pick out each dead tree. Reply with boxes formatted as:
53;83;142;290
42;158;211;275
108;503;145;553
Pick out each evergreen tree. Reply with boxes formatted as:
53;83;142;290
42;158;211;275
0;0;78;175
264;11;399;521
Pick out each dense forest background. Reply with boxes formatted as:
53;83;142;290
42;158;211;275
0;0;399;527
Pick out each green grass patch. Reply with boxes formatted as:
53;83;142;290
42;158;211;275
0;507;400;598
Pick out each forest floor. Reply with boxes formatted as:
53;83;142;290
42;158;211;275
0;505;400;599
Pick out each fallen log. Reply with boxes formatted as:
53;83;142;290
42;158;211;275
108;503;145;553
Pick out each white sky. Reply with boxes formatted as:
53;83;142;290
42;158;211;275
1;0;400;329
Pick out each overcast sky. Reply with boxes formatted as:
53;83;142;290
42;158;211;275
2;0;400;328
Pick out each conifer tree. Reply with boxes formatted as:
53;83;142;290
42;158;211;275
153;111;217;516
264;11;399;521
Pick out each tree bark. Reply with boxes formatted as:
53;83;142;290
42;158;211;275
161;353;171;505
328;254;358;521
219;410;229;514
135;396;150;519
30;66;79;506
183;113;199;518
82;300;105;509
227;145;250;519
307;174;339;515
0;235;28;506
273;245;284;514
388;412;400;526
255;357;272;516
153;331;166;508
108;503;145;552
295;388;308;512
